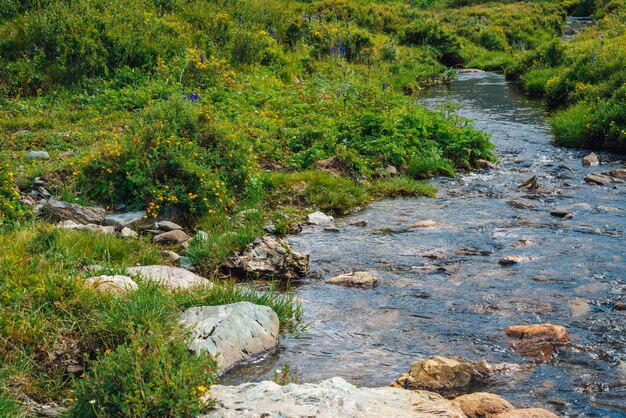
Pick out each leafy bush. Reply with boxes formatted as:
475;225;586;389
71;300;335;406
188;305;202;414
71;328;218;418
522;68;559;97
76;99;261;218
401;20;463;65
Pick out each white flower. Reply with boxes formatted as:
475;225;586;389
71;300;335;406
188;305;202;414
89;399;96;404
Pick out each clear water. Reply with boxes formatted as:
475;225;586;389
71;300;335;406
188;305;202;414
226;73;626;417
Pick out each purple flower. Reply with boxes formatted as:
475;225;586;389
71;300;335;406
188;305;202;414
200;54;205;64
317;12;321;21
330;46;337;55
382;83;387;92
269;28;275;38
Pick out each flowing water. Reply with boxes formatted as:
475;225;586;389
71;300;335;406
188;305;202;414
227;72;626;417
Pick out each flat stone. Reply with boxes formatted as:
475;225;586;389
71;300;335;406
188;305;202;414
306;211;334;225
452;392;514;418
42;200;106;225
323;226;340;232
584;173;613;185
180;302;279;372
104;211;146;228
348;220;368;227
325;271;379;289
153;230;190;245
202;377;463;418
609;168;626;181
499;256;532;265
157;221;183;231
84;275;138;296
582;152;599;166
26;151;50;160
126;265;211;290
504;324;569;360
477;159;498;169
507;199;537;209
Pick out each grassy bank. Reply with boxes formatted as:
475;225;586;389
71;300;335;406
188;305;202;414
417;0;625;152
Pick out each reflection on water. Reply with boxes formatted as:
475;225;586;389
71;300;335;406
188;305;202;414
226;73;626;417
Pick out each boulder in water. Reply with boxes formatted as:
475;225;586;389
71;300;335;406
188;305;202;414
582;152;599;166
452;392;514;418
504;323;569;360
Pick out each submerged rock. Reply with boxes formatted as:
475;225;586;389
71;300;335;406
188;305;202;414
42;200;106;225
202;377;461;418
582;152;599;166
609;168;626;181
406;220;443;229
504;324;569;360
223;236;309;280
584;173;613;185
126;265;211;290
84;275;138;296
325;271;379;289
180;302;279;372
499;256;533;266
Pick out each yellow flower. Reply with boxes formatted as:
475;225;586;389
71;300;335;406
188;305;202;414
197;385;207;393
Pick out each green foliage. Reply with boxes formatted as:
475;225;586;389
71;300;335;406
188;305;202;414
76;99;261;217
407;150;456;178
265;171;370;215
401;20;463;65
71;328;218;418
550;101;590;149
522;68;559;97
368;176;437;198
273;363;300;386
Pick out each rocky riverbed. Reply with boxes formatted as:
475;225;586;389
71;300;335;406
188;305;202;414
222;72;626;417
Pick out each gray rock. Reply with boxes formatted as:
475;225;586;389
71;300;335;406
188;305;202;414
157;220;183;231
153;229;190;245
180;302;279;372
325;271;379;289
609;168;626;181
119;227;138;238
323;226;340;232
160;250;181;262
385;165;399;175
84;275;138;296
126;265;211;290
202;377;461;418
179;256;195;271
41;200;106;225
306;211;334;225
36;187;51;199
223;236;309;280
26;151;50;160
195;230;209;241
104;211;146;228
582;152;599;166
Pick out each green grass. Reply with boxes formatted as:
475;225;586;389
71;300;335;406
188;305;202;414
368;176;437;198
550;101;591;149
522;68;559;97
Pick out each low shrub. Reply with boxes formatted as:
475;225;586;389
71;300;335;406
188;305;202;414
71;328;218;418
522;68;559;97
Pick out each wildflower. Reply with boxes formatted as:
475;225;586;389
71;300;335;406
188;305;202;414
197;385;207;393
269;28;275;38
382;83;387;91
89;400;96;405
317;12;321;21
